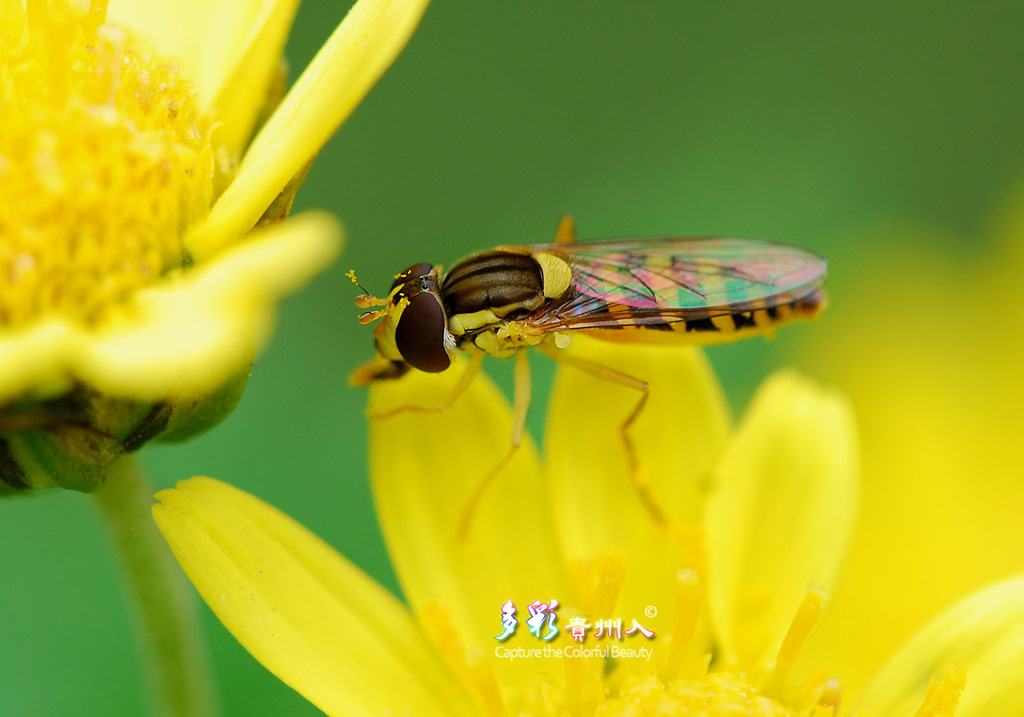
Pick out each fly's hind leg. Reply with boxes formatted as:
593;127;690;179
366;351;484;421
457;349;531;543
538;343;667;526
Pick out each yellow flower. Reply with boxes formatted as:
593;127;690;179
795;187;1024;701
0;0;429;491
154;339;1024;715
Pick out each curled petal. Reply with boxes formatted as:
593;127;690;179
154;477;476;717
187;0;430;260
857;576;1024;717
545;338;730;625
369;363;571;695
705;370;859;672
198;0;302;154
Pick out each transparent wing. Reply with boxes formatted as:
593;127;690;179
519;237;827;331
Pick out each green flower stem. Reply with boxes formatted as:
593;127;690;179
92;456;218;717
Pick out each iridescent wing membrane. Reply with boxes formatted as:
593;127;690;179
522;237;826;332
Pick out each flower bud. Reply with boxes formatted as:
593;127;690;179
0;367;250;494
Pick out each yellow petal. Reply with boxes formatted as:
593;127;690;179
544;338;730;624
856;576;1024;717
154;477;476;717
369;363;572;702
799;233;1024;700
187;0;430;261
199;0;300;155
0;212;340;403
705;371;858;672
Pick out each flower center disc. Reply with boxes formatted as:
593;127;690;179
0;0;216;327
601;672;805;717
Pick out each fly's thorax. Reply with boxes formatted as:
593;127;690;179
441;248;575;314
440;248;573;345
532;251;573;298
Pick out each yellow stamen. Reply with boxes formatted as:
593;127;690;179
520;568;849;716
912;668;966;717
600;671;811;716
420;603;503;716
668;521;709;586
1;0;225;327
562;647;605;717
760;586;827;702
818;678;841;713
568;549;628;617
592;549;628;618
659;568;704;681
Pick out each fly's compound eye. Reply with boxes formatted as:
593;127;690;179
395;292;451;373
391;263;435;293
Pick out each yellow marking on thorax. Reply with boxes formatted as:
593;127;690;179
533;252;572;298
448;309;500;336
448;295;543;336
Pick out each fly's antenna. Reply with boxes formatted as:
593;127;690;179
347;269;389;310
347;270;389;323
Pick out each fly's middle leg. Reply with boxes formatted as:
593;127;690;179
457;349;531;543
538;342;666;526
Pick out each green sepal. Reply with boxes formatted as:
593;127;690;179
0;393;153;493
158;365;250;443
0;436;57;493
5;425;122;492
0;366;250;493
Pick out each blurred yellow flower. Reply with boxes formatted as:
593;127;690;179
153;340;1023;715
798;190;1024;701
0;0;428;491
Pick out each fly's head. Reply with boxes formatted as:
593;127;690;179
348;263;455;386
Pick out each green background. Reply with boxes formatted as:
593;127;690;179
3;2;1024;714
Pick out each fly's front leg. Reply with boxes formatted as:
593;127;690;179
457;349;531;543
538;342;666;526
366;351;484;421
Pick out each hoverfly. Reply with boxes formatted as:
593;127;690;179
351;217;826;539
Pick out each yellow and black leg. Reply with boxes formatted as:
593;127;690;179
457;349;531;542
538;342;667;526
554;214;576;244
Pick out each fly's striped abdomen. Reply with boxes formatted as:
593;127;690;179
575;290;825;346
